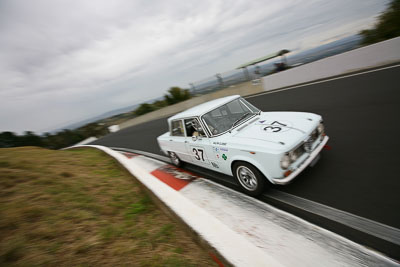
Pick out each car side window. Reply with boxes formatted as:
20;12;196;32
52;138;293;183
184;118;206;137
171;120;184;136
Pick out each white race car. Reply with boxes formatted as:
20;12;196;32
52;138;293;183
157;95;328;196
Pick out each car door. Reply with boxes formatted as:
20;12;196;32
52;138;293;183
169;119;191;162
183;118;213;169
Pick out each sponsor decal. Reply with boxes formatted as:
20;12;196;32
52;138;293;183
213;142;227;146
222;154;227;160
211;162;219;168
213;146;227;160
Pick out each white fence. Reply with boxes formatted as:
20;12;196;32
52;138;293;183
262;37;400;91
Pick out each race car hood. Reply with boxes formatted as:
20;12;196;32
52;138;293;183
231;111;321;150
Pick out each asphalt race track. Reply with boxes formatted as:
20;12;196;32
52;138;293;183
93;65;400;230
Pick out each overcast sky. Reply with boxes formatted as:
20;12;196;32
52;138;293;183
0;0;389;134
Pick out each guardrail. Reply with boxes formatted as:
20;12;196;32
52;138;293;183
262;37;400;91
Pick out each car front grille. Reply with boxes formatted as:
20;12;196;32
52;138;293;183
304;129;319;152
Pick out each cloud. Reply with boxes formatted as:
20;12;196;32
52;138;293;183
0;0;389;133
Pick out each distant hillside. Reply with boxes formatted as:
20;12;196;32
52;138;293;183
58;95;166;131
60;104;140;131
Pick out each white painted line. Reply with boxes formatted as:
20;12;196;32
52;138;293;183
246;63;400;98
130;155;166;173
73;136;98;146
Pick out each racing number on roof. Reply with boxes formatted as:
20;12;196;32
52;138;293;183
192;148;205;161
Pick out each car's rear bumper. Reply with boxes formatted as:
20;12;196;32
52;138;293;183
271;135;329;185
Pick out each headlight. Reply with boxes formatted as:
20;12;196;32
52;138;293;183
280;154;291;169
289;151;298;162
317;122;324;135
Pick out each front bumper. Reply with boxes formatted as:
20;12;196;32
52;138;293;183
271;135;329;185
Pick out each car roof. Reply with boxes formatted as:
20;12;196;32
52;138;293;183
168;95;241;122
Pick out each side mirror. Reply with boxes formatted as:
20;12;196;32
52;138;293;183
192;135;198;141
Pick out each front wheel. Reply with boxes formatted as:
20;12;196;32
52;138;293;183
169;152;183;167
233;162;267;196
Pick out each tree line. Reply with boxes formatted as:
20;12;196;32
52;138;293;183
133;86;191;115
0;123;108;150
360;0;400;45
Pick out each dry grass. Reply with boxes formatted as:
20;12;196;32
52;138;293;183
0;147;217;266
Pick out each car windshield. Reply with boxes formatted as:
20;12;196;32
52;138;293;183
202;98;260;135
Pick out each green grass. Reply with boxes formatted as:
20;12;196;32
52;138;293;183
0;147;217;266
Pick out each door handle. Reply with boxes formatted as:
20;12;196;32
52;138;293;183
169;139;173;141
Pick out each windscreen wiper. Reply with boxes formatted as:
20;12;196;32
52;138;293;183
230;112;251;132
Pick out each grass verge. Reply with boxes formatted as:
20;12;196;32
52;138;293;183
0;147;217;266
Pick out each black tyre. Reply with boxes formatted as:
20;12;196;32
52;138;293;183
232;162;267;196
169;152;183;167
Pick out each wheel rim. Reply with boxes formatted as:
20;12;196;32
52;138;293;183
170;152;180;165
236;166;258;191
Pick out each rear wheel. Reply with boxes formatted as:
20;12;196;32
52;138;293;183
169;152;183;167
233;162;267;196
